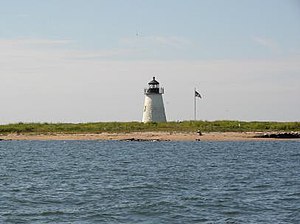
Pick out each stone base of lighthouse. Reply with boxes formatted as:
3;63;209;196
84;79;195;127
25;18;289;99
142;94;167;123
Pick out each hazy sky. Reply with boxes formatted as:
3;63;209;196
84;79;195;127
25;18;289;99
0;0;299;123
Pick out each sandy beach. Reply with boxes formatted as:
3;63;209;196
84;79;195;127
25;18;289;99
1;132;299;141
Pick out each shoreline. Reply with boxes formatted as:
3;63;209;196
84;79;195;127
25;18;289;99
1;132;299;141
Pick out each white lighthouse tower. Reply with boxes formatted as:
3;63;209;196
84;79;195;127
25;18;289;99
142;77;167;123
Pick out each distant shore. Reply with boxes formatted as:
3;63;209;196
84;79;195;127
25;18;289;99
1;132;299;141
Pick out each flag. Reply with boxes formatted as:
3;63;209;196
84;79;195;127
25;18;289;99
195;90;202;98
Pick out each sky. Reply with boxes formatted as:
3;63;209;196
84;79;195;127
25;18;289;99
0;0;299;123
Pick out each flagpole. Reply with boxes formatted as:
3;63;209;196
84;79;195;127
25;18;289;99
194;88;196;121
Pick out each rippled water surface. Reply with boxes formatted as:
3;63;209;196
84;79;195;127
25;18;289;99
0;140;299;223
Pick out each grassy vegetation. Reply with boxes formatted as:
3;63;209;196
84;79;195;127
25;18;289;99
0;121;299;134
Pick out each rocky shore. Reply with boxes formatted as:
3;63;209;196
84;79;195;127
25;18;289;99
255;132;300;139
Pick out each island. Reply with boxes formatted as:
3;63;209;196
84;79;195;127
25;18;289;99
0;121;299;141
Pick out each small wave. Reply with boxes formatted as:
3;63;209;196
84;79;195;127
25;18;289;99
40;210;66;216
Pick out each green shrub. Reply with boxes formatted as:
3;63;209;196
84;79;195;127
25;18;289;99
0;121;299;134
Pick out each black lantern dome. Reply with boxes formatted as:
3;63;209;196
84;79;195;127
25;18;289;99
148;77;159;85
144;77;164;95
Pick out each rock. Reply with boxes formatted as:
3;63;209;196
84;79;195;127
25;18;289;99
256;132;300;139
120;138;163;142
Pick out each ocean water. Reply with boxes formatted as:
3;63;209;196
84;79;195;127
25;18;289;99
0;140;299;224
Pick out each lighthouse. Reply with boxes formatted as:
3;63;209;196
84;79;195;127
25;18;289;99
142;77;167;123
